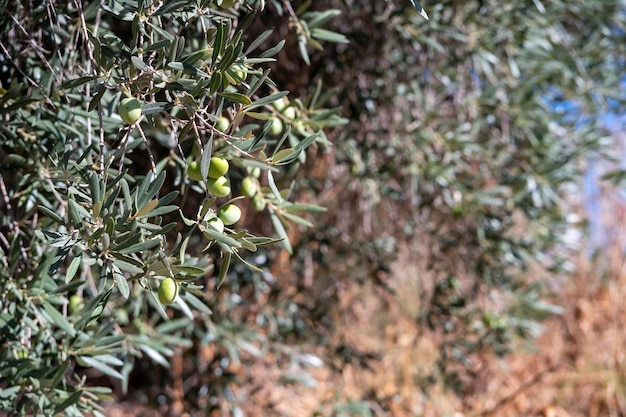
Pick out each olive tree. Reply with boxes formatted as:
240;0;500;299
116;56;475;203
301;0;625;393
0;0;347;415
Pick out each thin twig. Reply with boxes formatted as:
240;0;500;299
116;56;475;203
470;362;563;417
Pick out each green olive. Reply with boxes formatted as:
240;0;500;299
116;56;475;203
218;204;241;225
282;106;297;121
16;347;28;359
207;176;231;197
118;97;142;125
208;157;229;179
158;277;179;305
269;117;283;136
215;116;230;133
68;294;84;315
187;161;204;181
251;194;266;211
292;120;307;135
230;63;248;84
240;176;258;197
272;97;288;112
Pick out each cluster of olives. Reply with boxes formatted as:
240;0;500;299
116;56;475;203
187;156;233;197
116;92;308;307
272;96;306;135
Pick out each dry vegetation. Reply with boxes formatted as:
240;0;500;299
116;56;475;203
101;228;626;416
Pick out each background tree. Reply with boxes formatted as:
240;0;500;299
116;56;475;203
286;0;626;398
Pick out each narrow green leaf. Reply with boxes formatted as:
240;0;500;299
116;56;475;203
115;272;130;299
153;0;190;15
131;56;146;71
65;256;82;283
201;141;213;180
266;170;283;203
182;291;212;315
259;40;285;58
54;389;83;414
112;257;144;274
167;62;210;78
409;0;429;20
174;265;206;276
279;211;314;227
284;203;327;213
144;39;172;53
42;301;76;338
271;148;297;164
233;250;262;271
78;356;123;379
217;252;231;288
138;344;170;367
217;91;252;105
141;205;178;218
50;360;71;390
311;28;348;44
52;280;84;295
212;22;226;65
135;198;159;218
60;76;96;90
147;21;175;41
82;288;112;328
202;228;242;251
88;87;106;112
157;191;179;207
270;211;292;254
38;204;66;225
244;91;289;112
245;29;274;55
117;237;162;254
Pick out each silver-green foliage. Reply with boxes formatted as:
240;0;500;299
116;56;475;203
0;0;346;414
334;0;624;388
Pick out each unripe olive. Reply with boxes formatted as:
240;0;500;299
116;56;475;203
68;294;84;315
16;348;28;360
282;106;297;121
208;157;229;179
272;97;288;112
187;161;204;181
240;176;258;197
218;204;241;225
269;117;283;136
251;194;266;211
207;176;231;197
207;216;225;233
215;116;230;133
230;63;248;83
118;97;142;125
292;120;307;135
158;277;179;305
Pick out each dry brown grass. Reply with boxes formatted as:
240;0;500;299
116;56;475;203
102;238;626;417
103;241;626;417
